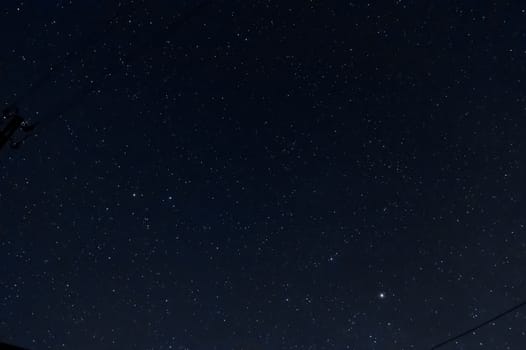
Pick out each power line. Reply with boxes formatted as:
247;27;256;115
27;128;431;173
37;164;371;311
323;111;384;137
0;342;28;350
430;299;526;349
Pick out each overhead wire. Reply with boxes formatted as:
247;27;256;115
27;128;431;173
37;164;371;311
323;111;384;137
430;298;526;349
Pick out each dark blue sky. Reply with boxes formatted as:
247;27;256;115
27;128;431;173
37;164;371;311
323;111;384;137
1;1;526;349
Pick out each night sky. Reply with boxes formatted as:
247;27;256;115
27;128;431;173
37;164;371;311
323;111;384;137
1;1;526;349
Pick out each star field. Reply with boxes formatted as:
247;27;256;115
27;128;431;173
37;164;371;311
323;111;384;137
1;1;526;349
